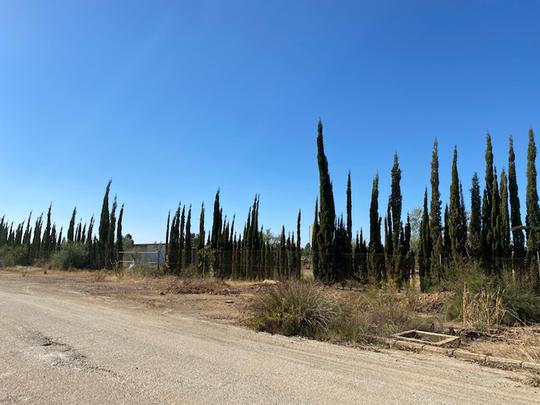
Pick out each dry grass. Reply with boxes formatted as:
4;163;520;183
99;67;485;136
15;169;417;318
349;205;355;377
248;281;338;338
91;270;107;282
248;281;436;343
165;277;240;295
462;287;507;331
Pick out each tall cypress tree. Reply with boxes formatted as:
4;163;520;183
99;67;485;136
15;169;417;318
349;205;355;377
346;171;352;243
526;129;540;289
500;169;511;257
106;196;117;269
368;175;383;282
491;168;502;274
198;203;205;250
418;188;431;291
185;206;193;267
116;204;124;265
429;140;443;283
443;205;450;259
296;209;301;279
211;190;222;249
449;146;463;260
42;204;52;258
312;199;320;279
67;207;77;243
482;134;494;261
315;120;336;284
508;136;525;257
98;180;112;268
389;153;403;282
469;173;483;259
165;211;170;262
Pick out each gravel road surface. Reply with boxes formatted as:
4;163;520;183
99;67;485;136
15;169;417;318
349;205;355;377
0;274;538;404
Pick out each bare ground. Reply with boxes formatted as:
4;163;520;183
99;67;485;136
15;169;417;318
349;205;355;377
0;267;539;404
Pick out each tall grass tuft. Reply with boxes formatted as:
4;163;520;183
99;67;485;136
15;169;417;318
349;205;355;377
249;281;337;338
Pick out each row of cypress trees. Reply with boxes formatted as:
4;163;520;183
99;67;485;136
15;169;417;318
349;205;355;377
312;121;413;286
165;192;302;280
313;120;540;291
0;181;124;270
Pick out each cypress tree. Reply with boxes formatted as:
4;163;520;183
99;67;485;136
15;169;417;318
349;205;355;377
315;120;336;284
389;153;403;282
508;136;525;257
50;224;57;252
418;188;432;292
57;227;63;248
500;169;511;257
178;205;186;272
384;205;392;281
334;217;350;283
107;197;117;269
211;190;222;249
165;211;170;262
198;203;205;250
168;206;180;272
458;183;468;256
368;175;383;282
390;153;402;250
296;209;302;279
185;206;193;267
469;173;483;259
116;204;124;265
67;207;77;243
98;180;112;268
430;141;443;284
42;204;52;258
312;199;320;279
526;129;540;289
443;205;450;259
482;134;494;262
491;168;502;275
346;171;352;243
449;146;463;260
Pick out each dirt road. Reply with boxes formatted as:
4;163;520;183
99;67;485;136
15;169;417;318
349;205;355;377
0;271;538;404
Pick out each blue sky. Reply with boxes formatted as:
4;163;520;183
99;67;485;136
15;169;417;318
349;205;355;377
0;0;539;243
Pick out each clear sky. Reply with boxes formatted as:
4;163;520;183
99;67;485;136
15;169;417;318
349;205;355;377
1;0;539;243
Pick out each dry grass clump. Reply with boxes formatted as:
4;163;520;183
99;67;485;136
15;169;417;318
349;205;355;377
462;287;506;331
248;281;432;343
166;277;238;295
248;281;338;338
91;270;107;282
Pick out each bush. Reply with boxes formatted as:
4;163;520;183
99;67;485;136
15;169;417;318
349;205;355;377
501;286;540;324
444;263;540;327
249;281;338;338
248;281;432;343
0;245;31;267
50;243;89;270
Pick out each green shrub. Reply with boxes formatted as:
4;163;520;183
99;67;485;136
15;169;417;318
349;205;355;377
50;243;89;270
249;281;338;338
444;263;540;327
0;245;31;267
501;286;540;324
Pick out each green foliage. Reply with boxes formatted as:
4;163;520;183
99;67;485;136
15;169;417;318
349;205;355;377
443;263;540;326
0;245;31;266
315;120;336;284
508;136;525;257
51;243;89;270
